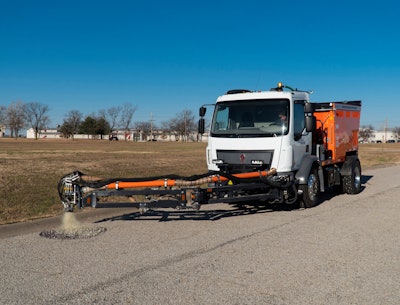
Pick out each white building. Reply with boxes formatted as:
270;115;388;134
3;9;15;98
26;128;61;139
370;130;398;143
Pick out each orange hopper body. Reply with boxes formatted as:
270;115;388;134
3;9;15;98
313;101;361;166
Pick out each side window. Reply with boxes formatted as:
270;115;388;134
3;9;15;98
293;102;305;140
214;106;229;130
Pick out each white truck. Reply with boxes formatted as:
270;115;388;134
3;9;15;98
59;83;362;212
198;82;362;208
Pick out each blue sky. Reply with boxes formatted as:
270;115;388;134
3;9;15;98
1;0;399;130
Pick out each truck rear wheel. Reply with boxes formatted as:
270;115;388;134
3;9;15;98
299;166;320;208
342;158;362;194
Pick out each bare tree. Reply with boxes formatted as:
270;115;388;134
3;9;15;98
7;101;26;138
59;110;82;139
0;105;5;122
165;109;196;141
107;106;122;132
359;125;375;143
120;103;137;140
0;105;6;136
24;102;50;140
99;106;121;132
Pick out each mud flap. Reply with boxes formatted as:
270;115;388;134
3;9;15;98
296;155;325;193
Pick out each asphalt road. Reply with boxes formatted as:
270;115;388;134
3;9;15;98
1;165;400;305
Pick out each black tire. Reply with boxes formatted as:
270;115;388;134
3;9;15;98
342;158;362;194
299;166;320;208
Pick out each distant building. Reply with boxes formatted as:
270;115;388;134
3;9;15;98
26;127;208;142
26;128;61;139
360;128;398;143
371;130;398;143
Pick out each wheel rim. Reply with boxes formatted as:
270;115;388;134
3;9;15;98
354;165;361;190
307;173;319;201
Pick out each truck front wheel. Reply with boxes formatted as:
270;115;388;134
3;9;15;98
342;158;362;194
299;167;320;208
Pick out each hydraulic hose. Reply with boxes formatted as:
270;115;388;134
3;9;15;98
105;168;277;189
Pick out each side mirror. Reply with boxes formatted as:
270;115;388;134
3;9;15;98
305;115;316;132
198;118;205;134
304;103;314;114
199;106;206;117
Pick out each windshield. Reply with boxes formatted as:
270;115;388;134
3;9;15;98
210;99;289;137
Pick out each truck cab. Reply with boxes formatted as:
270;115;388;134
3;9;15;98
201;83;313;176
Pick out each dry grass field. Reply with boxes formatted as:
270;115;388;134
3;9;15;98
0;139;207;225
1;138;400;225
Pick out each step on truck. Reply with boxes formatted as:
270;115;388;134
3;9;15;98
59;83;362;212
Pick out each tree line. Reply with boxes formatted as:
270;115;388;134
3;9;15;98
0;101;50;138
0;101;199;141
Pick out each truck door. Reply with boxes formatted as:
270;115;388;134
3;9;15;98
292;101;310;170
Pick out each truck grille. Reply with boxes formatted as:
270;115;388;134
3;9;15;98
216;150;273;173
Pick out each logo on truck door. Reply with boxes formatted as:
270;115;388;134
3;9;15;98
240;153;246;163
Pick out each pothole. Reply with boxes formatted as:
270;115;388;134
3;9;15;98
39;212;107;239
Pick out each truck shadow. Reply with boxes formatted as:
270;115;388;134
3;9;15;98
95;204;292;223
361;174;373;185
94;174;373;223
